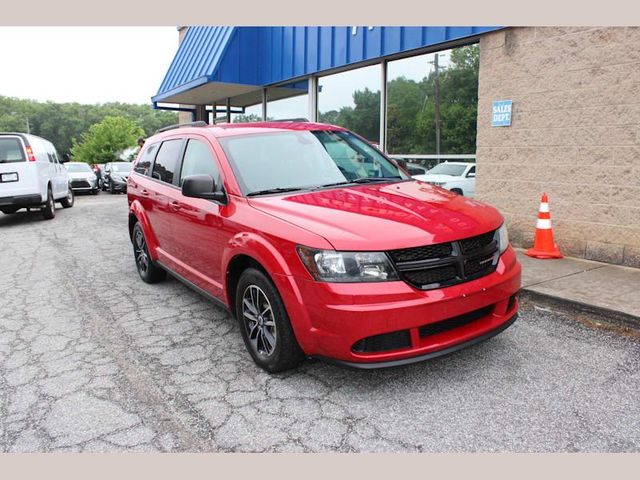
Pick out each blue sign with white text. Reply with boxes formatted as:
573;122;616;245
492;100;512;127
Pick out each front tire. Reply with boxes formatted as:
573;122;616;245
132;222;166;283
236;268;305;373
42;186;55;220
61;187;74;208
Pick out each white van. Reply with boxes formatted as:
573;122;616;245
0;133;74;219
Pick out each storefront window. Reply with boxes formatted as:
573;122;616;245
386;45;479;157
318;64;380;145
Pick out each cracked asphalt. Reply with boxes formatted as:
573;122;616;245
1;193;639;452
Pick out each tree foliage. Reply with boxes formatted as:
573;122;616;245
0;97;177;156
319;45;480;154
71;116;144;164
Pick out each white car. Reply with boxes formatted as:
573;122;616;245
0;133;74;219
413;161;476;197
65;162;99;195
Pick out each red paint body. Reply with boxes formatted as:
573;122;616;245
128;123;521;366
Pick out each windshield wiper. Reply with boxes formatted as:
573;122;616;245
246;187;305;197
352;176;402;183
315;176;403;189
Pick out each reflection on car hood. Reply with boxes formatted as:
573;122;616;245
247;181;502;251
412;174;463;183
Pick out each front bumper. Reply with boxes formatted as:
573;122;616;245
0;194;43;208
109;179;127;192
277;246;521;368
70;178;97;191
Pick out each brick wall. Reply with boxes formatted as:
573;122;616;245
476;27;640;267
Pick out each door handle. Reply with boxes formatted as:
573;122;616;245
141;189;150;197
169;201;182;212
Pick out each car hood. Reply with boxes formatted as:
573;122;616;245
247;181;503;251
412;174;463;183
67;172;95;180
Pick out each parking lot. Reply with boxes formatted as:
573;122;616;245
0;194;639;452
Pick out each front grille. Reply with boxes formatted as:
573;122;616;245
388;243;452;263
418;305;494;337
388;229;499;290
71;180;90;188
352;329;412;353
460;230;495;254
403;265;458;286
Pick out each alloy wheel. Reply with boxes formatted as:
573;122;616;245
242;285;277;357
134;228;149;274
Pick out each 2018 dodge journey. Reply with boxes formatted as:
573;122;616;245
127;121;521;372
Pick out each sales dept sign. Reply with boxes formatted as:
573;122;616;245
492;100;512;127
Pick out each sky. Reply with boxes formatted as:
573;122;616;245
0;26;451;116
0;27;178;105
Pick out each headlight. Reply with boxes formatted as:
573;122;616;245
297;246;398;283
497;223;509;254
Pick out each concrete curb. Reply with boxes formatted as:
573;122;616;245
519;288;640;333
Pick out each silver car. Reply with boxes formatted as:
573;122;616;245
64;162;98;195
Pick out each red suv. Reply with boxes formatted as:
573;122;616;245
128;121;521;372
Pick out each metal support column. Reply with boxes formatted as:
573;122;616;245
261;88;268;120
211;103;216;124
379;60;388;152
308;76;318;122
226;98;232;123
195;104;208;124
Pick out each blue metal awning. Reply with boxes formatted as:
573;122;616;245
153;26;502;107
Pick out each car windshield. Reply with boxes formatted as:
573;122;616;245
111;163;132;173
219;130;407;195
66;163;92;172
426;163;468;177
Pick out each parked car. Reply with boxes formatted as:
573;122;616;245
103;162;132;194
64;162;99;195
412;161;476;197
128;122;520;373
405;162;428;176
0;133;74;219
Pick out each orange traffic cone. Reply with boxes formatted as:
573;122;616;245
525;193;563;259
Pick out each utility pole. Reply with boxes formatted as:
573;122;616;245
433;53;441;162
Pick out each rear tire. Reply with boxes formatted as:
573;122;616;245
132;222;166;284
450;188;464;196
42;186;55;220
235;268;305;373
61;187;74;208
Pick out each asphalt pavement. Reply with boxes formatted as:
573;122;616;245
0;193;639;452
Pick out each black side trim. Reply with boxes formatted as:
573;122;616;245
156;260;231;314
314;312;518;370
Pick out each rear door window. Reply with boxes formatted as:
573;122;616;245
134;143;158;176
0;138;25;163
151;139;183;185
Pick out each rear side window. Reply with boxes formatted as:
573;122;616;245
0;138;25;163
134;143;158;176
179;139;221;187
151;139;182;185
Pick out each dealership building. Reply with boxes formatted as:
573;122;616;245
153;26;640;267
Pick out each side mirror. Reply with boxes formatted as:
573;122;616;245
467;172;476;178
182;174;226;203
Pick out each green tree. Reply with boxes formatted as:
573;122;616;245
0;96;177;156
71;116;144;164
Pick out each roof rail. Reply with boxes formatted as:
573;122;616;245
271;118;309;122
155;121;208;134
